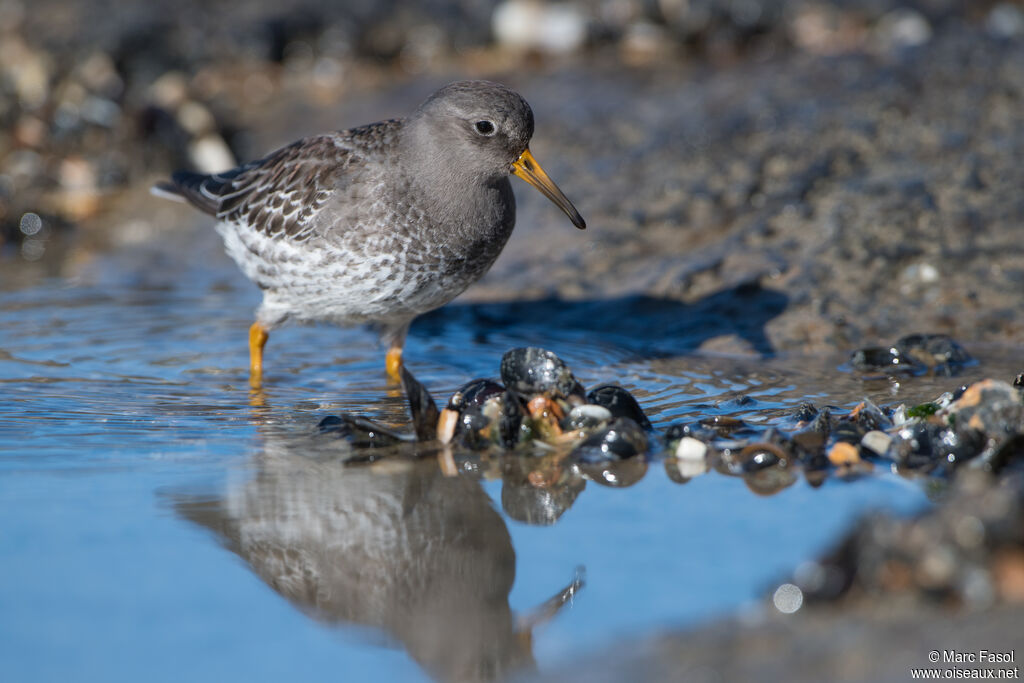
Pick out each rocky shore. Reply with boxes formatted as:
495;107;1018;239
3;1;1022;351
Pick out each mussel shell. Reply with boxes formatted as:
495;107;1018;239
576;457;647;488
501;456;585;526
585;384;653;430
400;365;439;441
698;415;755;438
570;417;649;464
895;333;972;367
500;347;583;401
849;345;921;374
664;422;713;443
790;402;819;424
717;435;794;476
448;387;525;451
791;407;831;455
496;389;526;449
892;422;985;471
561;404;613;433
832;421;867;445
317;414;408;448
737;441;790;472
848;398;893;431
445;378;506;411
744;465;798;496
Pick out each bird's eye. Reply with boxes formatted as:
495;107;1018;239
474;120;496;136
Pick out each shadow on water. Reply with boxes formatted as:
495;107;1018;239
415;284;789;357
166;433;583;683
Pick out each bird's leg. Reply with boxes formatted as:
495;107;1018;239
249;321;269;389
513;567;586;661
384;322;410;383
385;344;403;383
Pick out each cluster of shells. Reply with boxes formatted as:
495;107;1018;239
320;347;653;471
318;343;1024;499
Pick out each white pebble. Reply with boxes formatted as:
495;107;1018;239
860;430;893;456
188;134;236;174
493;0;587;55
674;436;708;461
568;404;612;422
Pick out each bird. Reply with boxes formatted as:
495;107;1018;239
152;80;586;388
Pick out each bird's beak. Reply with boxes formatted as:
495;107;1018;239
511;149;586;230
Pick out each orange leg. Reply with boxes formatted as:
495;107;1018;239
385;343;403;383
249;321;269;389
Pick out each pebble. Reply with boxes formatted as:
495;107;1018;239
873;9;932;51
675;436;709;461
861;430;893;457
149;71;190;110
0;35;51;108
620;21;673;66
492;0;587;55
176;100;217;136
188;134;236;174
987;3;1024;38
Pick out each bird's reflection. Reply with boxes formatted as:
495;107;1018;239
171;440;580;683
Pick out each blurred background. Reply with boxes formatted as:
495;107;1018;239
1;0;1022;352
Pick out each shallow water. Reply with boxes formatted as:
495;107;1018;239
2;228;1021;683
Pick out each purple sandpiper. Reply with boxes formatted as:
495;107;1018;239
153;80;585;387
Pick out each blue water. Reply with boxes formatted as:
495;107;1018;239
2;228;1017;682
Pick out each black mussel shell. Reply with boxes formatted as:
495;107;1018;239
570;417;649;464
849;399;892;431
317;414;408;448
717;433;795;476
892;422;986;471
849;345;921;374
791;407;832;454
445;378;506;411
577;457;648;488
444;379;526;450
400;366;439;441
736;440;791;472
501;457;585;526
833;421;867;445
493;389;526;449
586;384;653;430
664;422;717;444
500;347;583;400
895;333;972;368
790;402;819;423
744;465;798;496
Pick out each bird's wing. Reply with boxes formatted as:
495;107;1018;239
169;123;397;242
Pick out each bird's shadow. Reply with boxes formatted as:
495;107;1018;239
414;282;788;358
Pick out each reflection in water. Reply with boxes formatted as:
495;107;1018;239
171;443;580;682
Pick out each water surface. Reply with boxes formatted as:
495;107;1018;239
2;229;1020;682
